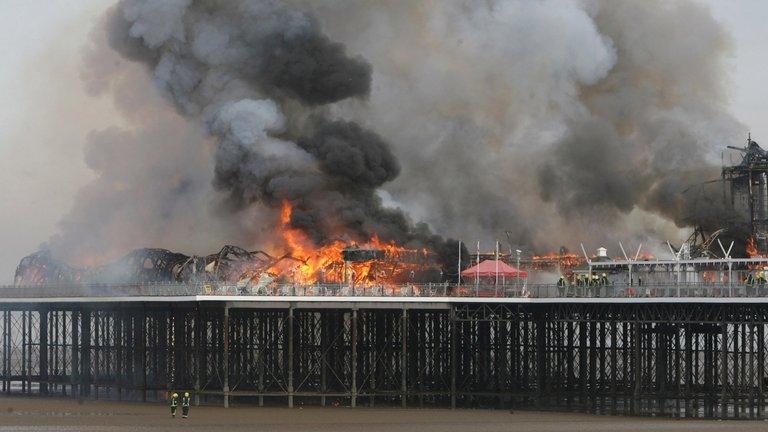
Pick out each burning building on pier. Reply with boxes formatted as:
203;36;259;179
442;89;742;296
723;136;768;256
15;242;441;288
14;198;443;288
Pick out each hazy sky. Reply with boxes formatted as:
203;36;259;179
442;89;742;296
0;0;767;284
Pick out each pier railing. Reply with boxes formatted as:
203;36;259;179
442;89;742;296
0;281;765;299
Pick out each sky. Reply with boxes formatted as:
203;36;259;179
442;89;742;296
0;0;767;284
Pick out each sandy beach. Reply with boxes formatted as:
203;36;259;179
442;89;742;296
0;396;766;432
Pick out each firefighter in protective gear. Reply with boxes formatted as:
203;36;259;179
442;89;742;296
170;392;179;418
182;392;191;418
745;273;756;296
590;274;599;297
556;276;566;297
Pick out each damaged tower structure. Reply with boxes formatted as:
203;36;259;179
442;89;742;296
723;136;768;255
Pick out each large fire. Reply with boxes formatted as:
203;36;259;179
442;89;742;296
529;250;655;270
747;235;760;258
530;252;584;269
276;201;430;285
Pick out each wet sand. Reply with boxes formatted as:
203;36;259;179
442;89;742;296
0;396;766;432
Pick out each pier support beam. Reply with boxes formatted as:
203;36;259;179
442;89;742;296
3;300;768;418
351;309;358;407
450;306;457;409
401;308;407;408
39;308;48;395
223;305;229;408
287;306;294;408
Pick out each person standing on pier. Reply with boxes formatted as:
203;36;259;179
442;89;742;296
556;276;566;297
170;392;179;418
182;392;191;418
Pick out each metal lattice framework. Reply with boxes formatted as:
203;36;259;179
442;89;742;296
3;300;768;418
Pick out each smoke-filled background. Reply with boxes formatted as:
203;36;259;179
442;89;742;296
1;0;767;281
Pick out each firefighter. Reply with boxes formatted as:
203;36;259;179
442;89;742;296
600;272;609;297
746;273;755;285
744;273;755;296
182;392;191;418
556;276;566;297
575;275;584;298
746;273;755;296
170;392;179;418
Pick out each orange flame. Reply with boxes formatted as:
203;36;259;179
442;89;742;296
747;236;760;258
531;252;584;269
276;201;425;285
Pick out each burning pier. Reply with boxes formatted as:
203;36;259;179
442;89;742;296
12;137;768;418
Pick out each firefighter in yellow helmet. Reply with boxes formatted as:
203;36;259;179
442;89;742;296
182;392;191;418
170;392;179;418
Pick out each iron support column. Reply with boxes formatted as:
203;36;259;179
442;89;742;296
633;323;642;415
81;309;91;398
39;308;48;395
536;312;546;408
758;322;765;419
223;304;230;408
287;306;294;408
351;308;358;408
450;306;457;409
71;310;80;399
401;308;407;408
194;306;201;406
2;311;8;394
721;322;728;418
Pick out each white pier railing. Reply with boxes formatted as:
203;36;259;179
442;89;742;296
0;281;766;299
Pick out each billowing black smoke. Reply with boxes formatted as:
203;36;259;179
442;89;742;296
44;0;744;272
255;32;371;105
298;118;400;189
94;0;459;275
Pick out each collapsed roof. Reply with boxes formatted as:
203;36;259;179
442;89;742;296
14;245;285;286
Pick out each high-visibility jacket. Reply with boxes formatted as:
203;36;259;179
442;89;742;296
182;396;190;407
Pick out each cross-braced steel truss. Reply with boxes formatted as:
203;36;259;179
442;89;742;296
3;301;768;418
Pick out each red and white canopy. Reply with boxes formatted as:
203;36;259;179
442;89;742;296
461;259;527;279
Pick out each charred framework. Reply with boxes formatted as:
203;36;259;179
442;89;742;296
723;137;768;255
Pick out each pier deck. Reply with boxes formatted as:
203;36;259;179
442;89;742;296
2;283;768;418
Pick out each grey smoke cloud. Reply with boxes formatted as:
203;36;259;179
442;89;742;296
299;0;742;250
46;0;744;271
47;0;462;273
